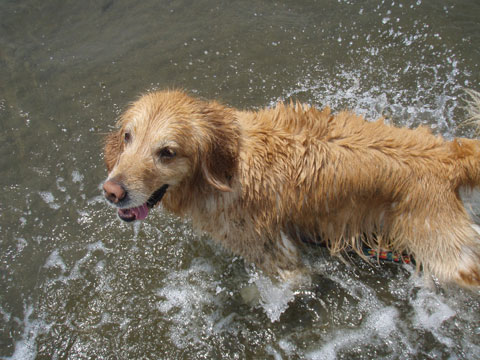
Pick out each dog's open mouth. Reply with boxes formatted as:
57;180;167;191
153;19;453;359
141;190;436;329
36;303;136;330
118;184;169;222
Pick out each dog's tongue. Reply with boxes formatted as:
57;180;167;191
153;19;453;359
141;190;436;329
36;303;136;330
132;204;149;220
118;203;149;221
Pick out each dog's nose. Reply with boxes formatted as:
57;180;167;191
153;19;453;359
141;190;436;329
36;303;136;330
103;179;126;204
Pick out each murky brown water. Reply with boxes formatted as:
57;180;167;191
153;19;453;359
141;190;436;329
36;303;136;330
1;0;479;358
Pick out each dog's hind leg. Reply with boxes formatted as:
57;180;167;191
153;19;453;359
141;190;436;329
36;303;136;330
453;221;480;287
401;212;480;288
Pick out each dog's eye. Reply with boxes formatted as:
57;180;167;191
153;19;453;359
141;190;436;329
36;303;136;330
124;132;132;144
158;147;176;160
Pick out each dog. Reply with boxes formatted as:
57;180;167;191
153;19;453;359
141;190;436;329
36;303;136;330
103;89;480;288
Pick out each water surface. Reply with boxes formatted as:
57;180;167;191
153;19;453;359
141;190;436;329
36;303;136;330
1;0;479;358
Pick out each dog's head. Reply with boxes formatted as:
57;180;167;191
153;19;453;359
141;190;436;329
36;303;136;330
103;90;239;221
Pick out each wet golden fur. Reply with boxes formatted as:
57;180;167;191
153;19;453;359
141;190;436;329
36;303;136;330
104;90;480;288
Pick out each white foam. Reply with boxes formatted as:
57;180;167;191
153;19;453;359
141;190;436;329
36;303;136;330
71;170;84;183
306;306;399;360
278;339;296;357
16;237;27;253
156;258;219;348
44;242;110;284
55;177;66;192
72;170;84;192
266;344;283;360
38;191;60;210
86;240;110;253
246;269;296;322
76;209;93;225
43;249;67;273
411;288;457;348
4;304;50;360
0;304;11;323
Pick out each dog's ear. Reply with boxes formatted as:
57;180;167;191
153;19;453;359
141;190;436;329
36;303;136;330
200;102;239;192
201;155;234;192
104;130;123;173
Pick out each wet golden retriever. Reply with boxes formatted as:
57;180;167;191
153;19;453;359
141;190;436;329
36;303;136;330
103;90;480;288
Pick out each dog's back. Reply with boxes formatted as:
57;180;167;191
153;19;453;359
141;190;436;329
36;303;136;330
235;98;480;287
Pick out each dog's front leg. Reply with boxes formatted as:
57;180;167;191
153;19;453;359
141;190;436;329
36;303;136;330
253;231;306;282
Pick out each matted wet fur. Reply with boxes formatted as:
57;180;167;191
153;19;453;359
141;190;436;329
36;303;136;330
103;90;480;288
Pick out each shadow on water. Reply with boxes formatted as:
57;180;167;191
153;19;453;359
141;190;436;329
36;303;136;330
0;0;479;358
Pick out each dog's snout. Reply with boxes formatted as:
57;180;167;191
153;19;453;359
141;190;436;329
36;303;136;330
103;179;126;204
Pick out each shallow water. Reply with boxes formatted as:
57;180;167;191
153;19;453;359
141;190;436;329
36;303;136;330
1;0;479;358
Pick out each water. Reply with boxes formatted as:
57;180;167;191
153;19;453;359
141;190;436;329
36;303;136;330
1;0;479;358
